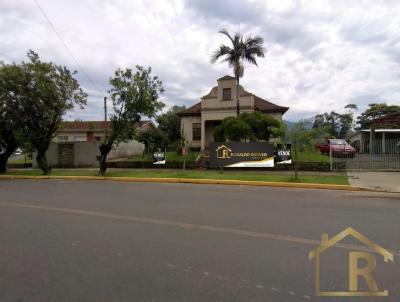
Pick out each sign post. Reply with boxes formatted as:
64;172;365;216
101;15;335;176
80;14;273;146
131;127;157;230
153;149;166;165
275;144;292;165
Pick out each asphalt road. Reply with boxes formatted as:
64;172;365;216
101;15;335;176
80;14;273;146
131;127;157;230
0;180;399;302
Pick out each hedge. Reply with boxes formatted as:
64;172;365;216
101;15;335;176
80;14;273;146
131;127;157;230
106;161;330;171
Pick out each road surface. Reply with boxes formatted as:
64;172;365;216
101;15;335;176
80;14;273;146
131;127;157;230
0;179;399;301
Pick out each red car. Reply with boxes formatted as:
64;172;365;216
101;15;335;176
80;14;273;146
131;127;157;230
315;139;356;157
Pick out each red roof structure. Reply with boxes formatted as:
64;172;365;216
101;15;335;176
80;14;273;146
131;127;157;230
59;120;153;131
178;96;288;116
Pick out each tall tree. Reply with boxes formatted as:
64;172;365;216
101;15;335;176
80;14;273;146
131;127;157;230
211;29;265;116
136;127;166;154
156;105;185;145
18;51;87;174
0;63;24;173
99;66;164;175
313;105;357;139
287;120;320;179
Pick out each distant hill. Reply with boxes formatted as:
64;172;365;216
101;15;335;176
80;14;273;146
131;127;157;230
283;120;313;129
284;120;296;129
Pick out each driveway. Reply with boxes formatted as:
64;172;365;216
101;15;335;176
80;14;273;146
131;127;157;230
348;171;400;192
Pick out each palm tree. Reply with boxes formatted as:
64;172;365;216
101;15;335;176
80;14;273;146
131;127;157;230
211;29;265;116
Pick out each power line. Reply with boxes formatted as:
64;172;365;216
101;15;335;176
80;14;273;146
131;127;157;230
33;0;104;95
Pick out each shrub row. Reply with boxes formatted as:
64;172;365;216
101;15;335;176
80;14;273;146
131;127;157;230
107;160;198;169
106;161;330;171
7;163;33;169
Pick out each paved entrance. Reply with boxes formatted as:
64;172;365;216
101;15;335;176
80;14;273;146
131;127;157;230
348;172;400;192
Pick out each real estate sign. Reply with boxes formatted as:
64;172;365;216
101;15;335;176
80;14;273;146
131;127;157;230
153;150;166;165
275;144;292;164
209;142;276;168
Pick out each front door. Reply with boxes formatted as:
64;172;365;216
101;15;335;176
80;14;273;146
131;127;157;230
205;121;221;149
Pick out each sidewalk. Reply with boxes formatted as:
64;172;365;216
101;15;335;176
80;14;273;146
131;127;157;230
348;172;400;193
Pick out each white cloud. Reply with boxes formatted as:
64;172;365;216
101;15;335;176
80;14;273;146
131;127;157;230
1;0;400;121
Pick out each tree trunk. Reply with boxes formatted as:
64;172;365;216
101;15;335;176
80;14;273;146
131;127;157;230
236;76;240;116
36;149;50;175
0;153;9;173
99;142;113;176
0;140;17;174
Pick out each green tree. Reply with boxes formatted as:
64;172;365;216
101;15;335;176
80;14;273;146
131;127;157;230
219;116;251;142
313;111;341;138
136;128;166;154
213;124;226;142
99;66;164;175
287;120;320;179
156;105;185;145
340;103;358;137
0;63;24;173
240;112;282;141
19;51;87;174
211;29;265;116
313;104;358;139
357;103;400;128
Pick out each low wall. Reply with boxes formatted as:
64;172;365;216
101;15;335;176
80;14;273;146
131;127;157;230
74;141;101;167
32;144;59;168
33;142;101;168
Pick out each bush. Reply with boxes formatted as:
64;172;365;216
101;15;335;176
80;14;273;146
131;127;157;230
213;112;285;143
107;160;197;169
221;117;252;141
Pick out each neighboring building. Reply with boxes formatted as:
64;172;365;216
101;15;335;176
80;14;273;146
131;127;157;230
348;129;400;153
348;113;400;153
178;75;289;150
34;120;154;168
53;120;155;142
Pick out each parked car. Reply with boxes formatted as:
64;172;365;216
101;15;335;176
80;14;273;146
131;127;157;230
315;139;356;157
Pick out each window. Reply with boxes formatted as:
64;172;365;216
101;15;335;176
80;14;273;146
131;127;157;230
223;88;231;100
192;123;201;141
58;136;68;142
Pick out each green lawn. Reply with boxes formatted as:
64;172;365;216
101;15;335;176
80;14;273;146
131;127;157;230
128;151;200;162
298;151;329;163
129;151;328;163
4;169;348;185
7;154;32;164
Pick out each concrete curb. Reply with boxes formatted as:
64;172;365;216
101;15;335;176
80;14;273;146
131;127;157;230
0;174;370;191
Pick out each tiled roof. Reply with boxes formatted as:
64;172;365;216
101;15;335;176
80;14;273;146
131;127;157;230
177;102;201;116
59;120;152;131
254;96;289;114
178;95;289;116
217;75;236;81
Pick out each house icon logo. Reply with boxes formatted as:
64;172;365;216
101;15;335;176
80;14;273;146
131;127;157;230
216;145;232;159
309;227;394;297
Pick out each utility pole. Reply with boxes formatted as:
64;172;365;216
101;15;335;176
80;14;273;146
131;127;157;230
104;97;107;136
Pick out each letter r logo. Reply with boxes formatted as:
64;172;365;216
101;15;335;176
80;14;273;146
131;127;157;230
349;252;378;292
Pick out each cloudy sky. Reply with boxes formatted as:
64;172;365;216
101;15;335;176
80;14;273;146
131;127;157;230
1;0;400;121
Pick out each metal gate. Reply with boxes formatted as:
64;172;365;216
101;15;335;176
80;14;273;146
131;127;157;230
58;143;74;167
331;138;400;171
